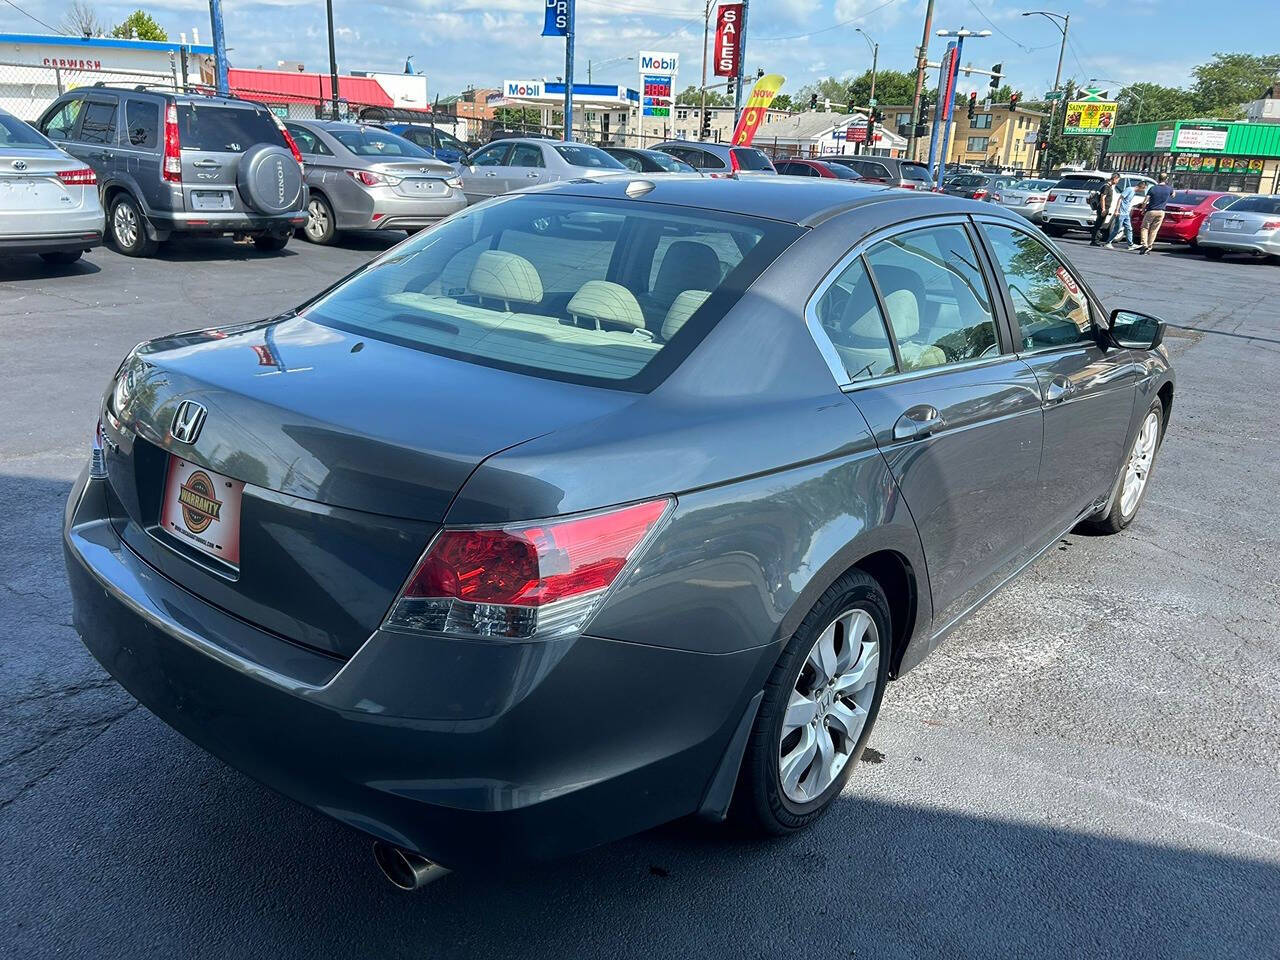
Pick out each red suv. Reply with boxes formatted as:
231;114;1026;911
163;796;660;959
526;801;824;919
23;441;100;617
1130;190;1239;248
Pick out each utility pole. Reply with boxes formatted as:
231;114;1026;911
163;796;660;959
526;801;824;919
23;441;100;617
857;28;878;106
324;0;340;119
563;0;575;140
1023;10;1069;174
906;0;936;160
699;0;711;128
732;0;749;127
208;0;229;95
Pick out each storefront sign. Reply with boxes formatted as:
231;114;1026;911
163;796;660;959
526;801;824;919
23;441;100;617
639;51;678;118
542;0;569;37
1174;124;1229;152
504;80;544;99
730;73;785;146
713;4;743;78
1062;99;1117;136
1154;128;1174;149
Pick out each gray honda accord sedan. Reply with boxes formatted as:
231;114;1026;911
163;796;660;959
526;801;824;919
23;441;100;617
64;177;1173;888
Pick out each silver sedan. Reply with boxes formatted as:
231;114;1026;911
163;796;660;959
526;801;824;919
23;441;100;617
285;120;466;245
454;138;629;204
1197;194;1280;260
0;107;103;265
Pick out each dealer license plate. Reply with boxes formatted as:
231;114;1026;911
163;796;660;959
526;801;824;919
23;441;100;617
160;455;244;567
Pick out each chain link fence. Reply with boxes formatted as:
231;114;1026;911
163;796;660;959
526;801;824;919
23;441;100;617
0;61;184;121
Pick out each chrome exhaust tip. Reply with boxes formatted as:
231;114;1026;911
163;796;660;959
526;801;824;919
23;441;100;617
372;841;451;890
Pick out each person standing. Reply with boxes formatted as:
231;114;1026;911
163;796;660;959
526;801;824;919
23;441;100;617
1140;173;1174;254
1107;178;1137;248
1090;173;1120;246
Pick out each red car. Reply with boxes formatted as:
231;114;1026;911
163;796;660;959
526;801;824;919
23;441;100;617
774;158;864;181
1130;190;1239;248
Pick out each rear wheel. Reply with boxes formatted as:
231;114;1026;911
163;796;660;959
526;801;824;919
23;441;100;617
1082;397;1164;535
253;233;290;252
39;250;82;265
303;195;337;245
734;570;890;835
109;194;157;257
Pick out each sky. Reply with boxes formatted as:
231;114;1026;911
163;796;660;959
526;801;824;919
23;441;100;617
1;0;1273;102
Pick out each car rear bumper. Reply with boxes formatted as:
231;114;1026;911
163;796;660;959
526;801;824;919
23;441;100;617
1002;203;1044;221
1196;229;1280;256
1040;207;1096;229
0;229;102;253
361;192;467;231
151;209;308;235
63;468;771;869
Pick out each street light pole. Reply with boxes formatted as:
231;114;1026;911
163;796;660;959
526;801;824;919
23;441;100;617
934;28;991;184
324;0;340;119
856;29;879;106
1022;10;1068;174
906;0;937;160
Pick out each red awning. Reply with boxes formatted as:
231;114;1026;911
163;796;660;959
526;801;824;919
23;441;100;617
228;68;395;108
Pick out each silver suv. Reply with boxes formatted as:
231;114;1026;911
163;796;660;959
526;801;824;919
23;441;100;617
37;87;307;256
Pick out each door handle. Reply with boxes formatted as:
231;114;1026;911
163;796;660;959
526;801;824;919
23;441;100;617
892;405;946;442
1043;375;1074;405
526;172;540;179
484;171;498;177
192;159;222;169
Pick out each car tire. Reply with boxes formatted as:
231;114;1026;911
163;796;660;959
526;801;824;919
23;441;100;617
39;250;83;265
1204;247;1223;260
303;195;337;245
1082;396;1164;535
253;233;290;252
109;194;158;257
733;569;891;836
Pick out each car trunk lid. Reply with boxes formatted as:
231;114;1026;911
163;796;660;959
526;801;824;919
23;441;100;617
102;314;637;656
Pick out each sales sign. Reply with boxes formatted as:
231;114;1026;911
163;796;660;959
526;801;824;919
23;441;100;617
1174;124;1229;152
542;0;569;37
714;4;743;78
1154;128;1174;149
1062;99;1117;136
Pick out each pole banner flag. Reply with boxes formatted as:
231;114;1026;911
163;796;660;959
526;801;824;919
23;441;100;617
713;4;743;78
729;73;785;145
542;0;569;36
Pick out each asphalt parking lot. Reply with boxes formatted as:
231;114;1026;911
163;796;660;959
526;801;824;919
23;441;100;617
2;230;1277;959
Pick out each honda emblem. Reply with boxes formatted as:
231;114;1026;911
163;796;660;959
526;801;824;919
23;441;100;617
170;401;207;444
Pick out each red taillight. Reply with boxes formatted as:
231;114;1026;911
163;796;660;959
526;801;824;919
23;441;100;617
270;112;304;165
385;498;671;639
162;103;181;183
973;189;987;200
346;169;401;187
900;182;916;190
56;167;96;185
1262;220;1280;230
1047;193;1058;202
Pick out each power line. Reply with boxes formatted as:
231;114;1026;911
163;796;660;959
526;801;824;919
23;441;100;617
0;0;58;32
754;0;902;42
963;0;1057;53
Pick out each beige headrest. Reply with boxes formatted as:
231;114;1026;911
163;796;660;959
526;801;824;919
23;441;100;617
568;280;645;332
661;290;711;340
469;250;543;305
849;288;919;340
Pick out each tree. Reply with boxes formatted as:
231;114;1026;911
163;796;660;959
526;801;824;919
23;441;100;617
493;107;543;131
846;68;916;106
1192;53;1280;117
795;76;854;110
1115;82;1198;125
990;84;1024;106
111;10;168;42
674;85;729;107
61;0;106;37
771;93;795;112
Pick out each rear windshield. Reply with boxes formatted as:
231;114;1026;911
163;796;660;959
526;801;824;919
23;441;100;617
0;112;52;147
1055;175;1105;191
552;143;626;168
1012;179;1056;191
953;175;986;186
1225;195;1280;215
899;162;933;184
732;147;774;171
177;103;284;152
1169;191;1211;205
302;195;802;390
827;163;861;180
332;128;429;157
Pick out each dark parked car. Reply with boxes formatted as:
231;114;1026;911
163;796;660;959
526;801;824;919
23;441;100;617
940;172;1012;200
37;86;307;256
653;140;777;178
65;179;1173;889
384;123;471;163
774;157;863;181
825;155;934;190
602;146;697;174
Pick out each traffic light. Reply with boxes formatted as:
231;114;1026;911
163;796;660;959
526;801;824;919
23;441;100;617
967;91;977;120
756;67;764;79
809;92;818;111
989;64;1002;91
920;101;930;125
726;76;736;97
701;109;712;139
1009;92;1020;110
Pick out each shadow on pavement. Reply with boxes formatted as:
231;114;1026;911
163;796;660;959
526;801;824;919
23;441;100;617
0;255;102;282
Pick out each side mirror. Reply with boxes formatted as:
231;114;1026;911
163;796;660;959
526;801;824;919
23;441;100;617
1109;309;1166;350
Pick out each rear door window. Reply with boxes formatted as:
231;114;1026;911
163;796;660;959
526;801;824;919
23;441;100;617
508;143;546;167
177;104;285;151
981;223;1094;351
899;162;933;185
1211;194;1238;209
78;100;117;145
864;224;1000;370
813;256;899;383
124;99;159;148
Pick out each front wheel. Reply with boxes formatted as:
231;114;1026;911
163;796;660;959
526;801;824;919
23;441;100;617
1043;224;1066;237
1082;397;1164;535
1204;247;1223;260
733;570;891;835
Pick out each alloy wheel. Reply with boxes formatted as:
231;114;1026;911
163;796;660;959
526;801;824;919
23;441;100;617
1120;410;1160;517
778;608;880;804
306;199;330;241
113;203;138;249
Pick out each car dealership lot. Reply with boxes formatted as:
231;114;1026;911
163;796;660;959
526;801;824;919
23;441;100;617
2;235;1277;958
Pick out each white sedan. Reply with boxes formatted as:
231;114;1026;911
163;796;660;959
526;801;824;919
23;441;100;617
0;107;103;265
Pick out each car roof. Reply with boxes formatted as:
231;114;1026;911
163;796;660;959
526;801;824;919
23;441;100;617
79;85;258;109
526;175;1015;227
